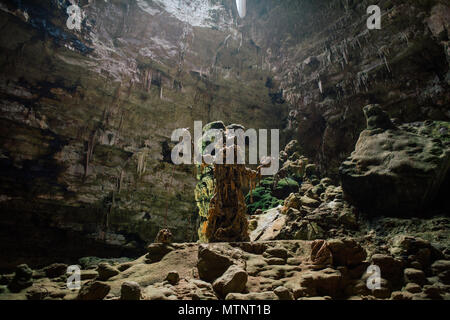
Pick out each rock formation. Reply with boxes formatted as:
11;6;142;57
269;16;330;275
340;105;450;216
0;0;449;302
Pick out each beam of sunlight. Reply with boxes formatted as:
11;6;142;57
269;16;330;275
236;0;246;18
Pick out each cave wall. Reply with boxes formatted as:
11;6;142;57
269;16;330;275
0;0;287;268
240;0;449;177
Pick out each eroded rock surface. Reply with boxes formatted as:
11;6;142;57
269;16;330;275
341;105;449;215
1;238;448;300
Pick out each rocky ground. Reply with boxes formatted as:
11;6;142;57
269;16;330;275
0;236;449;300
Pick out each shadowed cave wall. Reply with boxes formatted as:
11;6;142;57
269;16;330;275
0;0;449;269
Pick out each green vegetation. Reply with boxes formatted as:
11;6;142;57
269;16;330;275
245;177;300;214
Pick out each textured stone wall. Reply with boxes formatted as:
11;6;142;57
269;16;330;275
0;0;287;268
239;0;450;177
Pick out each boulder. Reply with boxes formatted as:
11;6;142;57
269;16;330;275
310;240;333;266
390;235;442;265
340;105;450;216
405;283;422;294
8;264;33;293
0;274;12;285
80;270;98;280
370;278;392;299
43;263;68;279
212;265;248;297
250;207;286;241
300;196;320;208
77;281;111;300
283;193;301;212
154;229;173;244
404;268;427;286
370;254;403;285
305;164;317;178
431;260;450;274
423;284;442;299
391;291;414;300
166;271;180;285
146;243;174;263
96;262;120;281
273;286;294;300
197;245;233;282
327;239;367;267
26;286;49;300
120;281;141;300
431;260;450;284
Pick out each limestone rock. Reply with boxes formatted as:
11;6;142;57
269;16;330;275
154;229;173;244
187;279;218;300
273;286;294;300
166;271;180;285
404;268;427;286
340;105;450;216
370;254;403;285
197;245;233;282
212;265;248;297
431;260;450;284
423;284;442;299
299;268;343;298
97;263;120;281
283;193;301;212
146;243;174;263
80;270;99;280
305;164;317;178
310;240;333;266
77;281;111;300
43;263;68;279
391;291;414;300
26;286;49;300
266;258;286;266
328;239;367;267
250;207;286;241
300;196;320;208
390;236;442;266
405;283;422;294
225;292;278;300
264;247;289;260
143;284;177;300
120;281;141;300
431;260;450;274
8;264;33;293
370;278;392;299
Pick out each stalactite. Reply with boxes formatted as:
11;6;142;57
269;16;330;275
84;128;98;180
137;150;147;177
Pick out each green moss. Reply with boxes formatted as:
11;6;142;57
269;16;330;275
245;177;298;214
272;177;300;199
245;185;283;215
